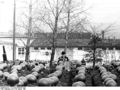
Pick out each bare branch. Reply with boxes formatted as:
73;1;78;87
18;38;26;46
58;0;66;16
47;0;56;17
41;17;54;31
102;23;115;32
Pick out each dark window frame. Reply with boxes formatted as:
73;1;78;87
41;47;45;50
34;47;39;50
18;47;25;55
47;47;51;50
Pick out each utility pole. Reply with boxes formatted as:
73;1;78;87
13;0;16;63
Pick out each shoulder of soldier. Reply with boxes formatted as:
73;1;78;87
58;56;63;59
65;56;69;61
65;56;69;58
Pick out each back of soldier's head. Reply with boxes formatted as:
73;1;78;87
61;51;66;55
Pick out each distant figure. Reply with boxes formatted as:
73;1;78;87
2;46;8;63
58;51;70;71
58;51;69;64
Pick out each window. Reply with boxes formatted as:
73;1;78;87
78;47;82;50
18;47;25;55
45;52;49;56
34;47;39;50
41;47;45;50
47;47;51;50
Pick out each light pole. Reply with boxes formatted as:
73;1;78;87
13;0;16;63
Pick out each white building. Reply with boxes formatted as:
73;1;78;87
0;32;119;62
0;32;91;62
0;38;89;62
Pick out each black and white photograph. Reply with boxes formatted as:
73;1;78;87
0;0;120;88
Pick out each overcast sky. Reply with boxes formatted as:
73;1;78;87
0;0;120;38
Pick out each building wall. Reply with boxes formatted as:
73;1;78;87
30;47;51;61
0;44;120;62
73;48;89;61
30;47;74;61
0;38;27;61
30;47;89;61
102;48;120;62
0;38;120;62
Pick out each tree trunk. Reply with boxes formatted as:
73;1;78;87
49;16;58;69
50;46;56;69
65;33;68;53
25;46;30;62
93;37;96;69
49;1;60;69
25;0;32;62
64;0;71;53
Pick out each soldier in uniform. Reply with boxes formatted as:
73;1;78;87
58;51;70;71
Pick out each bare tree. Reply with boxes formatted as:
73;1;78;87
83;24;114;86
15;0;41;62
87;24;114;68
36;0;66;69
59;0;89;53
64;0;71;53
24;0;32;62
